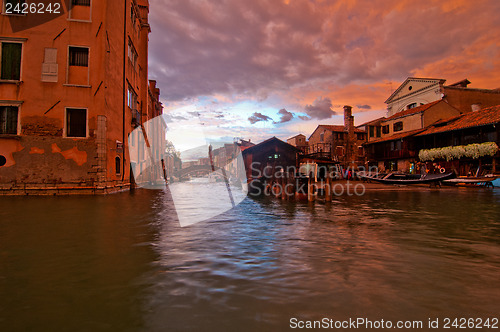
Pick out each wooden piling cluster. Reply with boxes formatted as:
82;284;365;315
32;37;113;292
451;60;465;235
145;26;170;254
259;170;338;202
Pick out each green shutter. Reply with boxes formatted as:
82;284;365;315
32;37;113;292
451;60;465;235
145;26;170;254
1;43;22;80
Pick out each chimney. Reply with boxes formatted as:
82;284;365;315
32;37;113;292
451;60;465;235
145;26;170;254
344;105;352;132
343;105;356;168
471;103;482;112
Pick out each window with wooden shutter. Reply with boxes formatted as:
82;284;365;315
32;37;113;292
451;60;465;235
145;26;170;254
1;42;22;81
42;48;58;82
0;106;19;135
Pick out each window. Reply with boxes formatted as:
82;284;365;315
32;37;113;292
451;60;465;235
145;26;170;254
128;86;139;126
382;125;389;134
131;4;136;22
390;140;402;151
0;106;18;135
369;126;374;137
393;121;403;132
69;0;91;20
66;108;87;137
358;146;364;156
1;42;22;80
319;132;324;142
127;86;137;110
128;40;138;70
335;146;344;156
407;103;417;109
72;0;90;5
67;47;89;85
376;126;381;137
115;156;121;175
69;47;88;67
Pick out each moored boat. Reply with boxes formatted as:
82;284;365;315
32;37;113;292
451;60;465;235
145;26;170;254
443;175;498;187
361;171;455;185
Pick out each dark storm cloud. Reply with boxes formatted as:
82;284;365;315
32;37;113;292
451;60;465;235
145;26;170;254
148;0;500;102
274;108;294;124
248;112;272;124
304;97;335;120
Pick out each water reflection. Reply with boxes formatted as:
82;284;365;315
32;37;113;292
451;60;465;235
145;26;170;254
144;189;500;331
0;188;499;331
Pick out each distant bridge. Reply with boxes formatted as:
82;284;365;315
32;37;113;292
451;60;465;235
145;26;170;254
174;164;225;178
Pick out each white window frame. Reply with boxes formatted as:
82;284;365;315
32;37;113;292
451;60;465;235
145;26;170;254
65;45;90;87
0;101;21;135
68;0;92;22
64;107;88;138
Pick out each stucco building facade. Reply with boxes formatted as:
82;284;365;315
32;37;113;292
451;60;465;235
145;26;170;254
0;0;157;194
308;106;367;169
386;77;500;117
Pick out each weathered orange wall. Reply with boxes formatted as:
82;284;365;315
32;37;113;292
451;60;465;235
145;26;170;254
444;87;500;114
0;0;153;192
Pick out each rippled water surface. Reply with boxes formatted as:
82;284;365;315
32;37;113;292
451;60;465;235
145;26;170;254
1;185;499;331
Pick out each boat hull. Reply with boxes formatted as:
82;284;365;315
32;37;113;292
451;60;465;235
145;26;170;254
361;172;455;185
443;176;498;186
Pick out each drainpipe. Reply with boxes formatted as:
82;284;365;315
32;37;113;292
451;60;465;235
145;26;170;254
122;0;127;182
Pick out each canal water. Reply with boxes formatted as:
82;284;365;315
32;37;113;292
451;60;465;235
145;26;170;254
0;184;499;331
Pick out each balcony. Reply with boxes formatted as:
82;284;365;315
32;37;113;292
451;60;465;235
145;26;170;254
301;152;339;162
369;149;417;160
131;110;141;128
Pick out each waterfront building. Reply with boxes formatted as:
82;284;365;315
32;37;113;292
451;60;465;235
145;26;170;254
308;106;367;169
385;77;500;117
237;139;255;152
356;117;385;141
363;100;461;143
286;134;308;154
0;0;157;194
242;137;301;184
363;100;461;171
415;105;500;175
364;104;500;174
363;77;500;173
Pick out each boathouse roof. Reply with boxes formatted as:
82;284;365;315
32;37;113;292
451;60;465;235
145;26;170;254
416;104;500;136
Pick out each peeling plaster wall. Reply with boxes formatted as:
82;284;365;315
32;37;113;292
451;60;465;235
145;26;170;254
0;137;96;185
0;0;153;193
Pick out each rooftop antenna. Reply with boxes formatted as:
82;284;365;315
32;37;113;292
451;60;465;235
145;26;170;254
387;81;393;95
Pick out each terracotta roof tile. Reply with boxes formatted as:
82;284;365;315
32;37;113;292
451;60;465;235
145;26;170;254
318;125;365;133
416;104;500;136
384;100;442;121
242;136;301;154
364;128;426;144
287;134;306;140
357;117;385;127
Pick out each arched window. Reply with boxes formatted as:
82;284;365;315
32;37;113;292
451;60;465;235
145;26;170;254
115;156;121;175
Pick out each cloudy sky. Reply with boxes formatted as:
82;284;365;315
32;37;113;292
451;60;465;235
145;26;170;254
148;0;500;145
